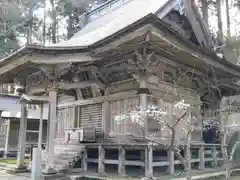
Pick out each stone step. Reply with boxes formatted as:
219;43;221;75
54;144;84;147
54;158;71;165
52;166;67;172
57;154;75;160
56;148;82;153
55;149;83;154
54;146;82;150
45;144;86;172
55;152;80;157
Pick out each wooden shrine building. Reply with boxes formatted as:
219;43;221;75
0;94;48;157
0;0;240;178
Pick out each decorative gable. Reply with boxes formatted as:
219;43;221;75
156;0;211;48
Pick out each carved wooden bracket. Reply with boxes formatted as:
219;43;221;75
40;64;69;82
128;48;162;77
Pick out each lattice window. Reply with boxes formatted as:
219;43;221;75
81;86;93;99
79;103;102;134
79;71;90;81
104;60;128;71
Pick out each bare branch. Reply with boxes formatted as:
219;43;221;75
172;147;188;170
172;111;188;128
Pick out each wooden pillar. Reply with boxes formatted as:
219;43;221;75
81;148;88;172
73;105;78;128
48;89;57;164
220;97;227;147
139;79;148;136
102;88;110;138
167;150;174;175
198;145;205;170
77;106;80;128
38;103;44;149
212;145;218;168
102;99;110;139
98;145;105;173
42;89;57;174
118;145;125;176
4;120;10;158
17;103;27;168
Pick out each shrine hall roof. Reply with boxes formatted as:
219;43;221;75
2;0;240;80
48;0;170;47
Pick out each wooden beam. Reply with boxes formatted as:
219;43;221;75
156;0;181;19
58;90;138;108
31;52;100;64
183;0;211;48
148;82;197;98
0;56;29;76
155;54;205;76
57;80;105;90
151;27;240;77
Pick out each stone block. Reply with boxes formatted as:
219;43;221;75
41;173;68;180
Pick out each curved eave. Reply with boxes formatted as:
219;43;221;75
1;14;240;78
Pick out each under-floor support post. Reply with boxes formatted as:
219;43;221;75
148;146;153;178
118;145;125;176
81;149;87;172
98;145;105;173
212;145;218;168
145;145;154;178
145;146;148;177
198;145;205;170
167;150;174;175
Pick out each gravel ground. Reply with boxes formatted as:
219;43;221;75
0;171;30;180
1;171;240;180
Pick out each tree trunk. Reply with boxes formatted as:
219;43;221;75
67;3;73;40
50;0;57;44
42;0;46;45
216;0;223;43
201;0;209;28
26;8;34;45
27;20;33;45
225;0;231;37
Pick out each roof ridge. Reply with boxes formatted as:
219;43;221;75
87;0;129;15
86;0;133;22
